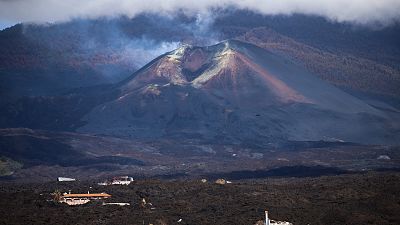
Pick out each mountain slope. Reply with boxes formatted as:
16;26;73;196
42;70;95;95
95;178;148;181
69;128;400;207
78;40;400;145
1;12;399;99
237;27;400;97
0;23;136;97
214;12;400;70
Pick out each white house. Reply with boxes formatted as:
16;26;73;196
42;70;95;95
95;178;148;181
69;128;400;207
98;176;134;186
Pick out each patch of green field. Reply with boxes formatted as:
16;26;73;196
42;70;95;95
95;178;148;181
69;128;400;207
0;157;23;176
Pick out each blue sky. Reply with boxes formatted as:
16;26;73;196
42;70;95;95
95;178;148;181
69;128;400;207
0;21;16;30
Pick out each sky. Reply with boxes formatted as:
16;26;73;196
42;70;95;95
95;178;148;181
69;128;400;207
0;21;14;30
1;0;400;30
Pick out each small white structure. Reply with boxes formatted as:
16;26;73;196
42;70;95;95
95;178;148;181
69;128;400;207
57;177;76;182
265;210;293;225
59;192;111;206
215;178;227;185
102;202;130;206
377;155;391;160
265;211;270;225
270;221;293;225
98;176;134;186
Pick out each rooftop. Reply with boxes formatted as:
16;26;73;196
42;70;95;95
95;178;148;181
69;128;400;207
63;193;111;198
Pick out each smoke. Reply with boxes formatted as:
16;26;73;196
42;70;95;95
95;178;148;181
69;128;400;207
1;0;400;26
16;17;184;83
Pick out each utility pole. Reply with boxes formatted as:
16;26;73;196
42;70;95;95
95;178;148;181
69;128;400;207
265;210;270;225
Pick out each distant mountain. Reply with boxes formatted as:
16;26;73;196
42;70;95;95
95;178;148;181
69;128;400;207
237;28;400;96
0;11;399;146
78;40;400;145
0;22;134;96
0;15;195;96
214;12;400;70
1;12;400;97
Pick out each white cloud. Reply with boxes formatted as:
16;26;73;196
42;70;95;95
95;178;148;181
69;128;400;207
1;0;400;25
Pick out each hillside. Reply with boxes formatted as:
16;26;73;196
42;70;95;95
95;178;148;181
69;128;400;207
79;40;400;145
237;28;400;96
1;12;400;97
1;128;399;182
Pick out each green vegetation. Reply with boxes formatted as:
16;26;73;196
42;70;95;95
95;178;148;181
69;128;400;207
0;156;23;176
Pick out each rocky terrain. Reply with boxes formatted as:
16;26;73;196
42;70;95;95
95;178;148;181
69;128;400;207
0;128;399;182
0;8;399;225
0;172;399;225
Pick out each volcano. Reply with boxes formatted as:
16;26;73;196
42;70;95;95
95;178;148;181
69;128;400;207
78;40;400;145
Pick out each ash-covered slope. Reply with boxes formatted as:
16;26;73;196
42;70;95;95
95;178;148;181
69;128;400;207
79;40;400;145
237;28;400;97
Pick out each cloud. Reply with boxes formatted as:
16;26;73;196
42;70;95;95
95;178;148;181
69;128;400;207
1;0;400;25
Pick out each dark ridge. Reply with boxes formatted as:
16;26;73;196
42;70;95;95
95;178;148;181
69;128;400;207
206;165;350;180
0;133;145;168
0;175;15;181
0;83;119;131
89;156;145;166
282;141;360;150
374;167;400;172
151;173;189;180
79;164;122;172
0;135;84;167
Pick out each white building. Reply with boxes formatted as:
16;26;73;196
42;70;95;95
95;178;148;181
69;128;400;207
98;176;134;186
57;177;76;182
